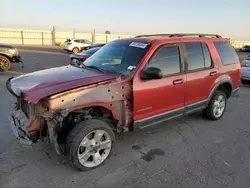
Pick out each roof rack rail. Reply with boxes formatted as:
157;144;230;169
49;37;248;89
169;33;222;38
134;34;171;38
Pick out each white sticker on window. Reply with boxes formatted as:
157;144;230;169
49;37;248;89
129;42;148;49
127;66;136;70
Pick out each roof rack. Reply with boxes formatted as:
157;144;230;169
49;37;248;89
134;33;222;38
169;33;222;38
134;34;171;38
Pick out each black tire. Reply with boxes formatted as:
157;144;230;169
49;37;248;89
72;47;79;54
241;79;250;85
65;119;115;171
202;90;227;120
0;55;11;72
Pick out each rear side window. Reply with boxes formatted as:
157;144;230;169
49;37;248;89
184;42;212;71
84;40;92;44
184;42;204;70
148;45;181;76
214;42;239;65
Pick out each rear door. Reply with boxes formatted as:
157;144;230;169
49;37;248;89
182;41;218;108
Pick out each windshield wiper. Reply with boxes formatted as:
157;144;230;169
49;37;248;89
85;65;104;73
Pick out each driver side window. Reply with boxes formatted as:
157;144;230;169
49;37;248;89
148;45;181;76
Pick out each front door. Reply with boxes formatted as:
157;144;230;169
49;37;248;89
133;43;186;129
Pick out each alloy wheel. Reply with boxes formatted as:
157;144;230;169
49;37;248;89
77;129;112;168
0;58;9;71
212;94;226;118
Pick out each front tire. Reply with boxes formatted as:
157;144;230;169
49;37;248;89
202;90;227;120
65;119;115;171
0;55;11;72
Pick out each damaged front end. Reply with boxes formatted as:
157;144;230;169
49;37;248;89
6;74;133;155
7;77;63;154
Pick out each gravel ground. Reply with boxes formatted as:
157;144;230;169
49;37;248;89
0;46;249;188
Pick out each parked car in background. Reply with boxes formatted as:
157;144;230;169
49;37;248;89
0;43;23;71
7;33;240;171
70;47;102;65
241;54;250;84
240;45;250;52
63;38;93;54
87;43;106;50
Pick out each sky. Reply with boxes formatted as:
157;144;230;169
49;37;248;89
3;0;250;40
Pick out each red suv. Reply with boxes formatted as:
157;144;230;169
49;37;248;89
7;33;240;171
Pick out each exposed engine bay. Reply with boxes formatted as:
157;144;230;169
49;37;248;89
7;76;133;154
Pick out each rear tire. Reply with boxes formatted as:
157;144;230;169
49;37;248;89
0;55;11;72
72;47;80;54
202;90;227;120
65;119;115;171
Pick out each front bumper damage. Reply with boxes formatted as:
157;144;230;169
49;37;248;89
7;77;63;154
9;103;63;154
10;108;33;146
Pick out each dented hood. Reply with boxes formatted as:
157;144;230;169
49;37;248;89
8;65;118;103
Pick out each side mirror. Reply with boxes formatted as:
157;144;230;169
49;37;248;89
141;67;163;80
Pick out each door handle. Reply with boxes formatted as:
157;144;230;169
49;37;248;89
209;71;217;76
173;79;184;85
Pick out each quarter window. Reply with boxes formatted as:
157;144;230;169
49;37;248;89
214;42;239;65
148;46;181;76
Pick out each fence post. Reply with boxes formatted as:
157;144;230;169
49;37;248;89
41;32;44;45
106;35;108;43
51;26;56;46
118;36;121;39
21;31;24;45
92;29;95;43
73;29;75;38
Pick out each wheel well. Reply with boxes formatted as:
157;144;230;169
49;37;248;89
217;82;232;98
57;106;117;143
0;54;11;61
72;47;79;50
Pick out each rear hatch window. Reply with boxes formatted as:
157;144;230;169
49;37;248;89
214;41;239;65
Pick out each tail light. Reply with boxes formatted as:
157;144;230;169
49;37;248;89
67;42;72;45
81;57;89;62
241;63;250;67
241;63;246;67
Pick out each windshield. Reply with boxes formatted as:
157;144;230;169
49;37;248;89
83;41;151;75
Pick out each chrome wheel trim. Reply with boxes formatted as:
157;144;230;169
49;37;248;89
77;129;112;168
213;94;226;118
0;58;9;70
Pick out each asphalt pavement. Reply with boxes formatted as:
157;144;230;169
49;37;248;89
0;47;250;188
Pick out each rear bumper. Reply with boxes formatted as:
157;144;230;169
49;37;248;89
241;68;250;80
10;55;23;63
63;46;73;51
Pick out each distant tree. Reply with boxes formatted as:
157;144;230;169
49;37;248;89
105;30;111;34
